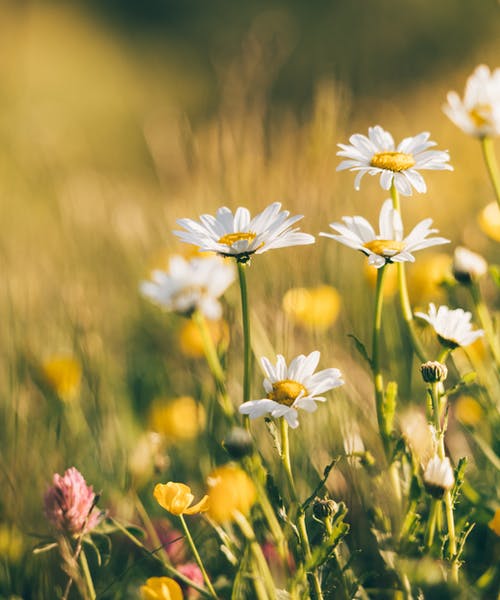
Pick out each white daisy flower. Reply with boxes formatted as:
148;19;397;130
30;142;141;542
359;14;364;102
320;199;449;268
423;455;455;498
239;351;344;429
174;202;315;263
140;254;235;319
452;246;488;283
415;303;484;349
443;65;500;138
337;125;452;196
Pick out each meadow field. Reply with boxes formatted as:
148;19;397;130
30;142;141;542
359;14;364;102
0;2;499;598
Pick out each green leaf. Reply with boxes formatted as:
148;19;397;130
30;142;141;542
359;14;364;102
347;334;373;369
489;264;500;288
32;540;58;555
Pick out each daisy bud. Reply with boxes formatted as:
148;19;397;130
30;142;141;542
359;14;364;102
312;497;338;521
223;427;254;460
452;246;488;284
420;361;448;384
423;455;455;499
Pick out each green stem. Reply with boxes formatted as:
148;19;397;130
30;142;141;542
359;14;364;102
429;382;458;581
469;282;500;368
372;264;390;455
233;511;277;600
390;184;426;362
108;517;213;598
79;547;96;600
280;418;323;600
179;514;219;599
480;137;500;210
425;499;439;549
134;492;171;566
237;262;252;414
192;310;234;417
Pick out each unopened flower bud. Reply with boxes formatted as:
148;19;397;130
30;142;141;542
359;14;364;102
420;361;448;383
223;427;254;459
423;455;454;499
452;246;488;284
312;497;338;520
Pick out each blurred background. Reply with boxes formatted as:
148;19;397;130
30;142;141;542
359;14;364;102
1;0;500;595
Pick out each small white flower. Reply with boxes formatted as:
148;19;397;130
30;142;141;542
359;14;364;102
337;125;452;196
174;202;315;263
320;199;449;268
415;303;484;349
140;254;235;319
239;351;344;429
452;246;488;282
423;455;455;498
443;65;500;138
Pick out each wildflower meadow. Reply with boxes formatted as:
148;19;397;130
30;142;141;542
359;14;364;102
1;3;500;599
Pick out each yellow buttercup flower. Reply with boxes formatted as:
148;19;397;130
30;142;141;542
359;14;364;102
206;464;256;523
489;509;500;536
407;252;453;306
478;201;500;242
42;355;82;401
178;319;229;358
0;524;24;563
454;395;483;426
148;397;206;442
154;482;209;516
363;262;398;297
140;576;183;600
282;285;341;330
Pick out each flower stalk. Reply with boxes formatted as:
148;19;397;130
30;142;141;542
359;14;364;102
468;282;500;367
390;183;426;362
280;418;323;600
237;262;252;411
179;514;218;599
480;137;500;210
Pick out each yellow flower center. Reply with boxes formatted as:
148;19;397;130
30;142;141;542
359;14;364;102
370;151;416;172
268;379;307;407
469;104;492;128
363;239;406;256
218;232;257;246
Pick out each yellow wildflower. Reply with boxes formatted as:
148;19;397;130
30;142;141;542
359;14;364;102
178;319;229;358
148;397;206;442
154;482;209;516
206;464;256;523
407;252;452;306
478;202;500;242
0;524;24;563
42;355;82;400
454;395;483;426
140;577;183;600
489;509;500;536
363;261;398;297
282;285;341;330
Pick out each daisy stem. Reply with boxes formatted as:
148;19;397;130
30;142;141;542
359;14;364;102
179;514;219;599
390;184;426;363
372;264;390;455
237;262;252;413
192;310;234;418
469;282;500;367
233;510;277;600
430;381;458;581
424;498;439;549
480;137;500;210
280;418;324;600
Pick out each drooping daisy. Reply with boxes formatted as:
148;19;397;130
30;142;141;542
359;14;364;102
239;351;344;429
452;246;488;283
174;202;315;263
423;455;455;499
443;65;500;138
415;303;484;349
140;254;235;319
337;126;452;195
320;199;449;268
